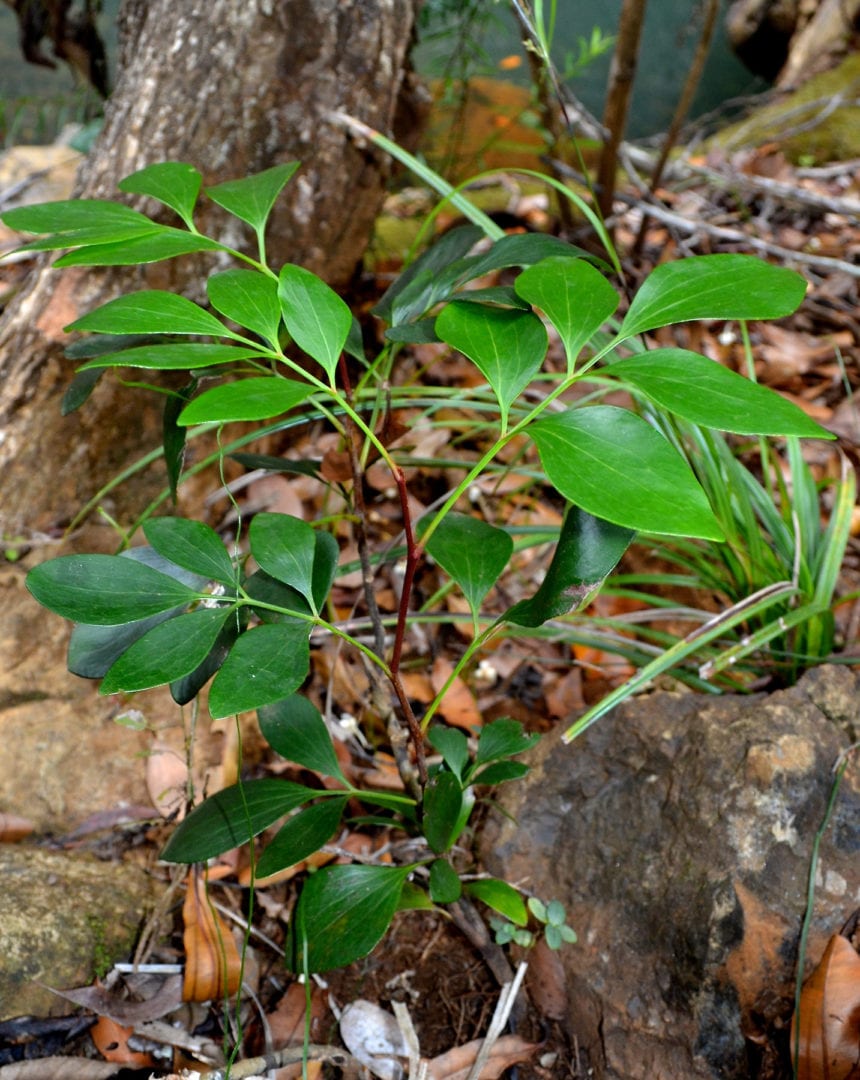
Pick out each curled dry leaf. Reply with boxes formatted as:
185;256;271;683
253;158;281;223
340;999;410;1080
182;867;242;1002
425;1033;540;1080
792;930;860;1080
146;741;188;820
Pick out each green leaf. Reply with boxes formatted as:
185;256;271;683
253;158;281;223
206;162;300;232
515;256;618;373
465;878;528;925
1;198;155;235
170;613;242;706
423;770;464;854
67;291;234;337
435;301;547;428
100;607;232;694
118;162;203;227
207;269;282;347
474;718;538;767
161;778;318;862
384;318;440;345
229;453;320;479
529;406;724;539
20;224;161;251
373;224;483;324
427;726;469;780
256;796;347;879
164;379;196;499
69;610;178;678
78;343;267;371
311;531;339;609
460;233;597;279
55;230;223;267
619;254;807;340
278;264;352;381
249;513;317;608
429;859;462;904
609;349;833;438
398;881;435;911
504;506;634;627
471;760;530;785
243;569;311;622
421;512;513;615
26;554;199;624
258;695;347;782
287;863;412;973
177;377;312;425
208;622;311;719
62;367;103;414
143;517;235;586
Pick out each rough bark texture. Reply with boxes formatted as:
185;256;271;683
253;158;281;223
0;0;426;539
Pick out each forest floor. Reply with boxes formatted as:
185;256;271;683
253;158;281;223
0;121;858;1079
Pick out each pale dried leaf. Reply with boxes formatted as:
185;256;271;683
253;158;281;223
340;1000;409;1080
53;975;183;1024
424;1033;539;1080
431;656;482;730
146;741;188;820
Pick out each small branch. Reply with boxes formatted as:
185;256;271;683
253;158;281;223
198;1044;362;1079
466;962;529;1080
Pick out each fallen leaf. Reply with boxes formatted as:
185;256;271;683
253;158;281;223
340;999;409;1080
431;656;482;730
182;867;242;1002
0;813;34;841
425;1033;539;1080
53;975;184;1024
90;1014;154;1068
146;741;188;820
792;931;860;1080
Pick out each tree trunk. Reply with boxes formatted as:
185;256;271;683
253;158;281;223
0;0;426;541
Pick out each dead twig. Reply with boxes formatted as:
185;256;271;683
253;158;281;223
196;1043;362;1079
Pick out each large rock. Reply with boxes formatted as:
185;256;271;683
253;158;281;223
0;845;158;1019
481;665;860;1079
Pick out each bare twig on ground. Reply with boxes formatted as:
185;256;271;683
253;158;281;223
465;962;529;1080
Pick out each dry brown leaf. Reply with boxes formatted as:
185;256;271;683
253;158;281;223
54;975;183;1024
425;1033;539;1080
182;867;242;1002
431;656;482;730
90;1014;154;1068
792;931;860;1080
0;813;34;841
146;741;188;820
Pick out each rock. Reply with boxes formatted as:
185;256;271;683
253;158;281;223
0;844;158;1020
481;665;860;1080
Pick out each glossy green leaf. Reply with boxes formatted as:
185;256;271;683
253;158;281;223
206;162;300;232
55;230;223;266
609;349;832;438
435;301;547;428
243;570;311;622
504;506;635;627
118;162;203;227
398;882;435;911
207;269;282;347
460;232;595;280
450;286;529;308
256;796;347;879
474;718;539;767
278;264;352;381
515;256;618;373
208;622;311;719
78;343;266;371
427;726;469;780
465;878;528;925
429;859;462;904
69;609;179;678
26;554;199;624
19;224;161;251
249;513;317;607
161;778;318;862
1;198;155;235
258;695;347;782
619;254;807;340
177;377;312;425
99;607;232;694
384;318;440;345
143;517;235;586
288;863;412;973
422;512;512;614
229;453;320;479
530;406;724;539
67;291;233;337
311;531;339;609
423;770;464;854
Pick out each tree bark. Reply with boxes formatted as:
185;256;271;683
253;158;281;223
0;0;426;541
